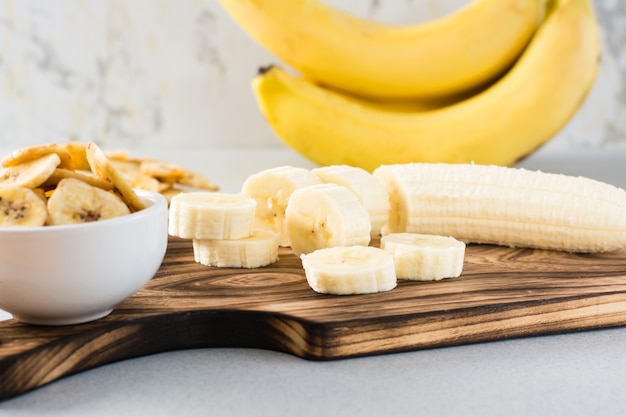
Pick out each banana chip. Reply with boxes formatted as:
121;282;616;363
0;187;48;227
1;143;75;170
61;141;92;171
85;142;146;212
0;141;220;227
105;147;219;196
0;153;61;189
140;160;188;183
42;168;115;191
47;178;130;225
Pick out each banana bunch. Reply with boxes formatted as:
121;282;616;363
220;0;601;171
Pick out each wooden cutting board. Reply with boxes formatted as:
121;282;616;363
2;236;626;400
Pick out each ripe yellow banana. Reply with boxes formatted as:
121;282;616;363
251;0;600;172
220;0;546;100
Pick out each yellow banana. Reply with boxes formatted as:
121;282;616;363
251;0;600;172
220;0;547;100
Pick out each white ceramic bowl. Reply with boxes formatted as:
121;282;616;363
0;190;169;325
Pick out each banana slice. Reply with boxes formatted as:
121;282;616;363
41;168;115;191
46;178;131;225
241;165;323;246
130;174;172;193
300;246;397;295
177;171;220;191
0;153;61;189
31;187;48;203
168;192;257;240
285;183;371;257
161;188;186;205
311;165;390;238
192;230;280;268
0;187;49;227
85;142;146;212
380;233;466;281
109;158;142;182
61;141;92;171
139;160;188;183
1;143;75;170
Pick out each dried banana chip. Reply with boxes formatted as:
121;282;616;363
0;153;61;189
140;160;188;183
42;168;115;191
2;143;75;170
61;141;92;171
178;171;219;191
0;187;48;227
46;178;130;225
85;142;146;212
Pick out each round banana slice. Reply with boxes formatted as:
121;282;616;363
0;187;48;227
168;192;257;240
130;174;172;193
109;158;142;182
285;183;371;257
311;165;390;238
0;153;61;189
85;142;146;212
380;233;466;281
241;165;323;246
301;246;397;295
61;141;92;171
161;188;186;205
1;143;75;170
192;230;280;268
177;171;220;191
139;160;188;183
41;168;115;191
46;178;131;225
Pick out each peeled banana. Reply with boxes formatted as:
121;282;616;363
251;0;600;171
220;0;546;100
373;162;626;253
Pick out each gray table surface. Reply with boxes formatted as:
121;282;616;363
1;147;626;417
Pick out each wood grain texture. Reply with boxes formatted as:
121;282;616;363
2;237;626;400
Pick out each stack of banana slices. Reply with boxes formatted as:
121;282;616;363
219;0;601;171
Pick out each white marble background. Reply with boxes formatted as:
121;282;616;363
0;0;624;154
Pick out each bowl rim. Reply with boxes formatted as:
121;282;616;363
0;189;168;234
